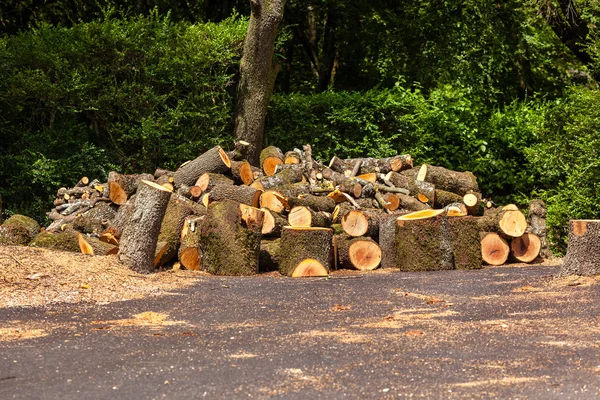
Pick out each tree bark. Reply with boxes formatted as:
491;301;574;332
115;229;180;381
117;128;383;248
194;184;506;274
559;220;600;276
233;0;287;165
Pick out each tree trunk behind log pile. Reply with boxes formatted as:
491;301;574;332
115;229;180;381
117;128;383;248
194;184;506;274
559;220;600;276
200;200;264;275
278;227;332;277
480;232;510;265
447;216;482;269
173;146;231;188
153;195;197;267
178;215;204;270
393;210;454;271
335;234;382;271
528;199;550;258
227;140;250;161
118;181;172;274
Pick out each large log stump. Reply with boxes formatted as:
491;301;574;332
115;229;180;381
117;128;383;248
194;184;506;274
278;227;332;277
560;220;600;276
393;210;454;271
173;146;231;188
118;181;173;273
199;200;264;275
447;216;482;269
0;215;40;246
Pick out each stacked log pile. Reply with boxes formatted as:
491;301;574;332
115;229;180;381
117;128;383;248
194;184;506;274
2;142;547;276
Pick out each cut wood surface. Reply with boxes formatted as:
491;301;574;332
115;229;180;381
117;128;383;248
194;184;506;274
478;207;527;238
288;206;331;228
278;227;332;277
335;234;382;271
118;180;172;273
108;172;154;205
510;233;541;263
284;151;301;164
463;193;482;215
259;191;288;213
259;146;284;176
341;210;370;237
260;208;287;236
559;220;600;276
481;232;510;266
195;173;234;193
153;195;196;268
173;146;231;187
178;215;204;270
229;161;254;185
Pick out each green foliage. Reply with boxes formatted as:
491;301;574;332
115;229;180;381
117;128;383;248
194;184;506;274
0;13;247;220
526;86;600;254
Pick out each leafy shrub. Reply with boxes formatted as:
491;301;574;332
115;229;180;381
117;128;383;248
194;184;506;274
0;13;246;220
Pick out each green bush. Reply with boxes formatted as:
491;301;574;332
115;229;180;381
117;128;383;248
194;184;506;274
0;13;247;220
527;86;600;254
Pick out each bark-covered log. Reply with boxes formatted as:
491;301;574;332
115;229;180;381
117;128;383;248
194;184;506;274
101;195;137;242
153;195;196;268
118;181;173;273
287;194;336;213
199;200;264;275
335;234;382;271
30;228;80;252
1;215;40;239
259;238;281;272
227;140;251;161
284;151;301;164
154;168;174;179
288;206;331;228
396;193;431;212
178;215;204;270
173;146;231;188
447;216;482;269
254;165;304;190
108;172;154;205
560;220;600;276
434;190;463;208
230;160;254;185
259;145;284;176
72;202;116;234
393;210;454;271
415;164;479;196
477;207;527;238
329;154;413;175
528;199;550;258
332;202;354;223
78;234;118;256
261;208;287;236
445;202;468;217
0;225;33;246
176;185;203;200
196;173;234;193
278;227;332;277
463;192;483;216
209;184;262;208
379;214;399;269
480;232;510;265
510;233;541;263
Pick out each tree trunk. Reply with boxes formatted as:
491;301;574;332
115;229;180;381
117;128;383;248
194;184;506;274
233;0;287;165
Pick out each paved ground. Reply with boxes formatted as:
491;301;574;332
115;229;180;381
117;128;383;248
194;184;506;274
1;264;600;399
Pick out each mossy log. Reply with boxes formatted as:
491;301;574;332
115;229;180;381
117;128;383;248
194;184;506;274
510;233;541;263
335;234;382;271
30;229;80;252
261;208;287;236
559;220;600;276
259;238;282;272
416;164;479;196
0;225;33;246
379;214;400;269
434;190;464;208
209;184;262;207
108;171;154;205
118;181;173;273
329;155;413;175
288;206;331;228
173;146;231;188
178;215;204;270
230;160;254;185
153;195;196;268
2;214;41;239
72;202;116;235
195;173;234;193
447;216;482;269
528;199;550;258
254;165;304;190
287;194;336;213
392;210;454;271
199;200;264;275
259;146;284;176
278;227;332;277
480;232;509;265
477;207;527;238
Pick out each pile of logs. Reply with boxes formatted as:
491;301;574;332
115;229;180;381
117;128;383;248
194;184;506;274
0;142;549;276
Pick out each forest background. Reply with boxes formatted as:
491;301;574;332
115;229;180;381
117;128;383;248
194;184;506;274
0;0;599;253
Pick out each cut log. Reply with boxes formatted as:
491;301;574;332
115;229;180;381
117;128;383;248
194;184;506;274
287;194;336;213
173;146;231;188
382;193;401;211
118;180;173;273
259;146;284;176
199;200;264;275
0;225;34;246
393;210;454;271
254;165;304;190
416;164;479;195
153;195;196;267
259;238;281;272
329;155;413;175
30;229;80;252
284;151;301;164
178;215;204;270
445;202;468;217
463;193;483;216
1;215;40;239
335;234;382;271
341;210;369;237
477;207;527;238
396;193;431;212
510;233;541;263
72;202;116;234
434;190;463;208
528;199;550;258
278;227;332;277
447;216;482;269
288;206;331;228
261;208;287;236
559;220;600;276
76;176;89;187
101;195;137;241
78;233;117;256
227;140;250;161
230;160;254;185
480;232;510;266
209;184;262;208
176;185;203;200
259;191;288;213
195;173;234;193
332;203;354;223
108;172;154;205
154;168;174;179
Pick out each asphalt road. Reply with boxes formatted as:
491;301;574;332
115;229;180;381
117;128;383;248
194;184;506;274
1;264;600;399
